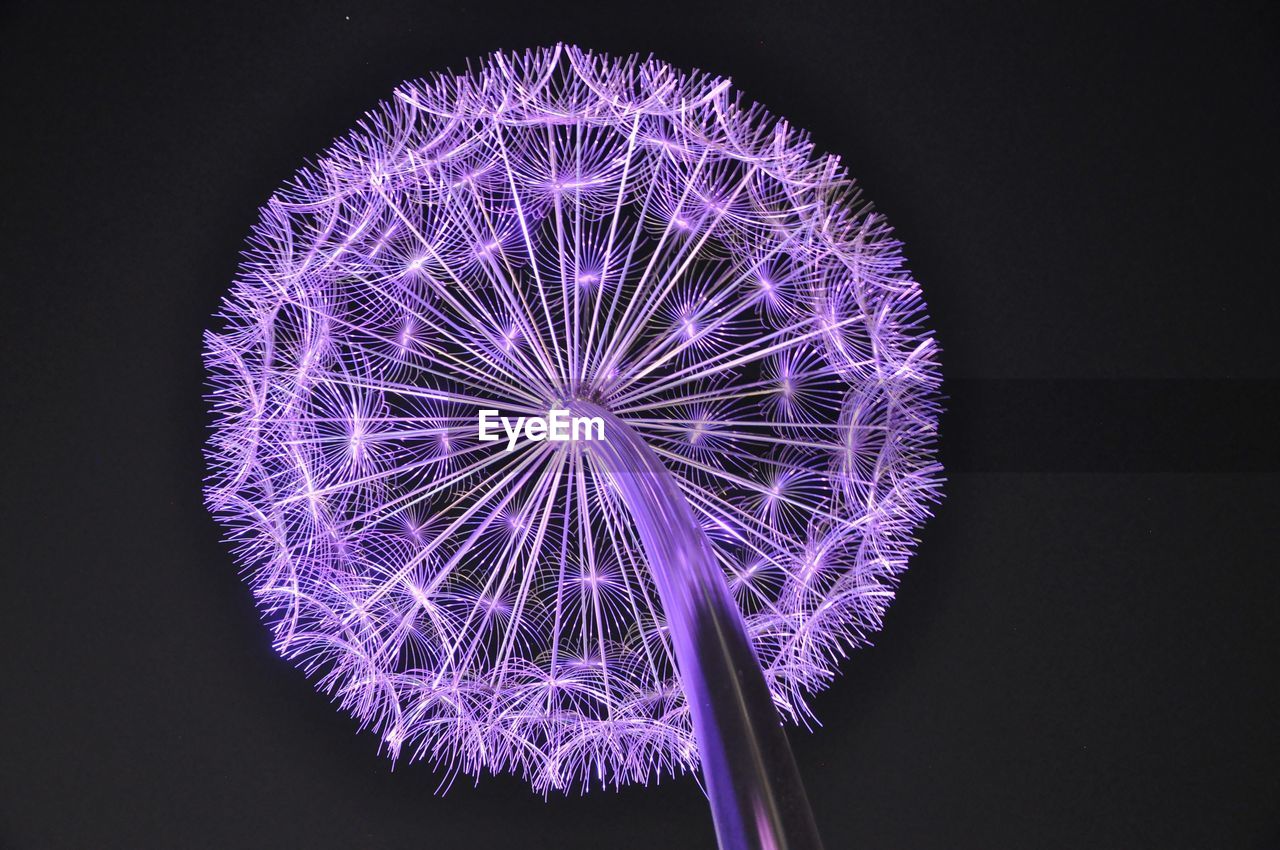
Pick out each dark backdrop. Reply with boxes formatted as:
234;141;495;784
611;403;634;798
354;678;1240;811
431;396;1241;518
2;1;1277;848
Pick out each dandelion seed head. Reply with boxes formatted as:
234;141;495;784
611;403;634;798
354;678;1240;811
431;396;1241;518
205;44;941;793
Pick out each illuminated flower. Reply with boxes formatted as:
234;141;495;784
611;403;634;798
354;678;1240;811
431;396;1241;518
205;44;941;793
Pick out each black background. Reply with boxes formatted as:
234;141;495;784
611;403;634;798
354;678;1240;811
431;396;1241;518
3;1;1278;847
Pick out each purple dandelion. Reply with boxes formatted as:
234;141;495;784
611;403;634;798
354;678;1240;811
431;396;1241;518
206;44;941;849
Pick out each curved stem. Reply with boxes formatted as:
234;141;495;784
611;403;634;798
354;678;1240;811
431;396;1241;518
572;401;824;850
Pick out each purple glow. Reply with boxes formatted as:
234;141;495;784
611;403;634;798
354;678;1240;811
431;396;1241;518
205;44;942;794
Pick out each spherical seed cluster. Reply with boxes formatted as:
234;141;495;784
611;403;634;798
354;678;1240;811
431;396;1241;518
205;44;942;792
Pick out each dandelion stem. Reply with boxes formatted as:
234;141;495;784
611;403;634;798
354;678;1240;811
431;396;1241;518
575;400;823;850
